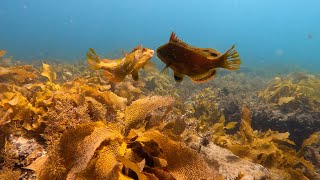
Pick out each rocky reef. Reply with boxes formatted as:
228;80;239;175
0;56;319;179
256;73;320;146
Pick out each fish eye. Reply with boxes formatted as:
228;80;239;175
174;75;183;82
210;53;217;57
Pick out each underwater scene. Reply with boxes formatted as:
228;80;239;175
0;0;320;179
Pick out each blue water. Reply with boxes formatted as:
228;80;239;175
0;0;319;71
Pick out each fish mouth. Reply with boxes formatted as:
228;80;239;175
149;50;154;56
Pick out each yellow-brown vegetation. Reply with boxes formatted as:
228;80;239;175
210;105;319;179
0;61;318;180
259;72;320;111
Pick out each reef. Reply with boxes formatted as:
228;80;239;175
255;73;320;146
0;56;319;179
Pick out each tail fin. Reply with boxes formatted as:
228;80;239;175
220;44;241;70
86;48;101;70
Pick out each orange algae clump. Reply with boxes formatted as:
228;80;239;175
210;105;317;179
41;63;57;82
0;50;6;57
26;112;219;179
0;62;221;179
259;72;320;111
124;96;174;132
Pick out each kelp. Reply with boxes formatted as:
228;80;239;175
123;96;174;133
26;126;218;179
0;64;127;133
259;72;320;112
0;65;40;85
186;88;222;132
210;105;318;179
25;97;219;180
1;61;318;179
0;168;20;180
114;81;145;103
0;62;219;179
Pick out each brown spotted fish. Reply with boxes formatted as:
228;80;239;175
86;45;154;83
157;32;241;83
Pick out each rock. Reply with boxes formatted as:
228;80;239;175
7;135;45;166
183;133;280;179
201;143;273;180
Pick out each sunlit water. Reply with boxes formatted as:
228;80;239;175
0;0;319;72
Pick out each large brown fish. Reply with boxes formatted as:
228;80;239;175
157;32;241;83
87;45;154;83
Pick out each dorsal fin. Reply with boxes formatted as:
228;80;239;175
169;32;189;47
130;44;143;53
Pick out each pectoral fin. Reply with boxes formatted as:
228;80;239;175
189;68;217;83
102;70;114;79
143;62;155;71
160;64;170;75
131;70;139;81
174;71;184;82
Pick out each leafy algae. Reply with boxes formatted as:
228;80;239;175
0;60;319;179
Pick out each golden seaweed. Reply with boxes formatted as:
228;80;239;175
210;105;317;179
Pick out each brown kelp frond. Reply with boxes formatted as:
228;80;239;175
298;131;320;156
25;122;123;180
134;129;219;179
0;91;45;130
41;63;57;82
114;81;145;103
0;167;21;180
210;114;237;147
211;105;317;179
0;65;40;85
259;72;320;111
188;87;222;132
239;105;255;143
27;122;219;179
0;63;129;136
124;96;174;132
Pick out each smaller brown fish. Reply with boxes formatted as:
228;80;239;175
157;32;241;83
86;45;154;83
0;50;6;58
